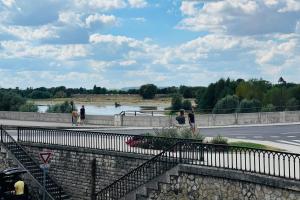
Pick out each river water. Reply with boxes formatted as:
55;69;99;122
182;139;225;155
38;104;165;116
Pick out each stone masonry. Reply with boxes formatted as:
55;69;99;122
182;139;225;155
145;165;300;200
22;144;149;200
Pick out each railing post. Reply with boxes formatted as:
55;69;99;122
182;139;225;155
179;143;182;163
1;124;3;143
17;127;20;142
91;158;96;200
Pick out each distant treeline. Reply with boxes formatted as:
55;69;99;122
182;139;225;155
1;78;300;114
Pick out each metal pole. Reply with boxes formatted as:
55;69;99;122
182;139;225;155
43;167;46;200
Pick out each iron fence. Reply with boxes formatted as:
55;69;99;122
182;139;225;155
97;142;300;199
17;127;200;156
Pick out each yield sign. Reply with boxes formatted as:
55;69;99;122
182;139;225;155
39;152;52;164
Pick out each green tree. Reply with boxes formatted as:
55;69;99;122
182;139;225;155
179;85;194;98
0;91;26;111
19;102;38;112
286;98;299;111
54;90;67;98
263;87;288;111
47;101;73;113
212;95;239;114
139;84;158;99
182;99;192;111
237;99;262;113
171;94;183;110
261;104;275;112
29;90;52;99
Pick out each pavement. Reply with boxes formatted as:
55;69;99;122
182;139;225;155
1;119;300;153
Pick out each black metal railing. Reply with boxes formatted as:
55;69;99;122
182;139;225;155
96;143;181;200
97;142;300;199
0;126;68;199
17;127;200;156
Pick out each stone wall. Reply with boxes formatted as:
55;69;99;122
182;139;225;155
22;143;149;200
146;165;300;200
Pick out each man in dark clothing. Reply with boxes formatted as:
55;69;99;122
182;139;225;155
188;108;196;134
176;109;185;125
80;105;85;125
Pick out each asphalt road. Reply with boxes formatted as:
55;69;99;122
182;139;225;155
80;124;300;147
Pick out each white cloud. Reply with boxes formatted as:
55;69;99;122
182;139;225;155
58;11;84;27
1;0;15;7
180;1;200;16
1;25;58;40
85;14;117;28
278;0;300;12
89;34;141;48
120;60;136;66
0;41;89;60
74;0;127;11
127;0;147;8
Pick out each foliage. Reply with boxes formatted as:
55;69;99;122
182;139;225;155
171;93;183;110
229;142;281;151
53;91;67;98
263;87;288;111
139;84;158;99
19;102;38;112
126;128;205;150
237;99;262;113
261;104;275;112
210;135;228;145
28;90;52;99
46;101;73;113
212;95;239;114
286;98;299;111
0;91;26;111
182;99;192;111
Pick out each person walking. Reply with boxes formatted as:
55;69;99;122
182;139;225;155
188;108;196;135
175;109;185;125
72;110;78;126
80;105;85;125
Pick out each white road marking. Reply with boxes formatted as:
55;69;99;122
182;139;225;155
287;136;297;138
277;140;300;146
279;132;300;135
253;136;264;139
270;136;279;138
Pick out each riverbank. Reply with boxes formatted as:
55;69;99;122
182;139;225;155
33;94;178;107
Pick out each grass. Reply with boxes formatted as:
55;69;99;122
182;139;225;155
229;141;283;151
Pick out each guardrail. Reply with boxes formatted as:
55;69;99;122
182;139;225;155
0;126;59;200
97;142;300;199
17;127;201;156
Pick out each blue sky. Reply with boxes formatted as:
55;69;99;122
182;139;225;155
0;0;300;89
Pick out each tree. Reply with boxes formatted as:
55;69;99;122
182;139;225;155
179;85;194;98
19;102;38;112
0;91;26;111
237;99;262;113
212;95;239;114
261;104;275;112
54;91;67;98
171;94;183;110
139;84;158;99
286;98;299;111
47;101;73;113
29;90;52;99
263;87;288;111
182;100;192;111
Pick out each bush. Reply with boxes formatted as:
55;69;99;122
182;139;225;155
237;99;261;113
29;90;52;99
46;101;73;113
0;91;26;111
211;135;228;145
171;93;183;111
212;95;239;114
54;91;67;98
182;100;192;111
261;104;275;112
286;98;299;111
19;102;38;112
139;84;157;99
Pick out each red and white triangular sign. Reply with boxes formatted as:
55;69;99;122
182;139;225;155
39;152;52;164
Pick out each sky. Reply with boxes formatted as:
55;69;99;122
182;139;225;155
0;0;300;89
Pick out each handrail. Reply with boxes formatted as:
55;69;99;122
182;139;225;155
96;142;181;200
17;127;202;156
96;141;300;199
0;126;56;200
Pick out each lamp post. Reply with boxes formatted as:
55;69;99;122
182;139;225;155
278;77;286;111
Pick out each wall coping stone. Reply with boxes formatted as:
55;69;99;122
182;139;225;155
20;142;152;161
178;164;300;192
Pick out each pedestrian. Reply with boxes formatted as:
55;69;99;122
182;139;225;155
72;110;78;126
80;105;85;125
188;108;196;135
11;176;26;200
175;109;185;125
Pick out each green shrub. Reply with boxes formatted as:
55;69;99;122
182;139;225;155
211;135;228;145
139;84;157;99
237;99;261;113
19;102;38;112
182;100;192;111
0;91;26;111
213;95;239;114
261;104;275;112
286;98;299;111
171;93;183;110
46;101;73;113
